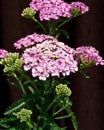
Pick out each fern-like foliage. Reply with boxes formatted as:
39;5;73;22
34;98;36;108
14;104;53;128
55;96;78;130
4;93;36;115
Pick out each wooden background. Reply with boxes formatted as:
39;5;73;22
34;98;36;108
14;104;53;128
0;0;104;130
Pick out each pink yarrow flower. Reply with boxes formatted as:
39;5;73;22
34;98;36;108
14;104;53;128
0;49;8;59
74;46;104;66
21;40;78;80
14;33;56;49
70;1;89;14
29;0;89;21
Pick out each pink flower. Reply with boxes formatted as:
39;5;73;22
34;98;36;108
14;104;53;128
29;0;89;21
0;49;8;58
74;46;104;66
21;40;78;80
70;2;89;14
14;33;56;49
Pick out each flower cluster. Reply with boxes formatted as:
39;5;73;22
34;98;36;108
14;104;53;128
14;108;32;122
0;52;23;74
30;0;89;21
55;84;72;96
14;32;56;49
1;35;104;81
74;46;104;68
22;39;78;80
21;7;36;18
13;32;104;81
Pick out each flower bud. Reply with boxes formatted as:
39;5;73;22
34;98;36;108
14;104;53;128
21;7;36;18
1;53;23;74
55;84;71;97
14;108;32;122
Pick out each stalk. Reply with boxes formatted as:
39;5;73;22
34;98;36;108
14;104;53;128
18;69;41;95
53;108;64;116
14;73;26;95
32;17;47;34
55;114;71;120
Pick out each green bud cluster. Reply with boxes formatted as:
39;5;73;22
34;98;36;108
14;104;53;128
55;84;71;97
21;7;36;19
72;8;81;17
14;108;32;122
0;53;23;74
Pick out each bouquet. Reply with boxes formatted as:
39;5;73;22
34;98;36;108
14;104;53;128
0;0;104;130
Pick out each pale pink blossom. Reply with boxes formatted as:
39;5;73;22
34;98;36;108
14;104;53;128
74;46;104;66
22;40;78;80
0;49;8;58
30;0;89;21
14;33;56;49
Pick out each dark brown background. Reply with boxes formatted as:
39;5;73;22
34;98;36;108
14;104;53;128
0;0;104;130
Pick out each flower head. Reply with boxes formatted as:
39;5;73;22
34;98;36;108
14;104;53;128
74;46;104;68
14;108;32;122
55;84;71;96
21;7;36;19
29;0;89;21
21;39;78;80
70;2;89;15
14;32;56;49
0;52;23;74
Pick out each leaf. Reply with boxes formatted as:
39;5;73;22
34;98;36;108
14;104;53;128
0;117;27;130
56;97;78;130
68;109;78;130
28;86;35;93
23;81;31;89
4;93;37;115
60;29;70;39
79;70;90;79
4;99;26;115
0;117;17;129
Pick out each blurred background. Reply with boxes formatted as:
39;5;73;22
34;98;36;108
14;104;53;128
0;0;104;130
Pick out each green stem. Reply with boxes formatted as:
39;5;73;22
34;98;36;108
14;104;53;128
57;18;71;29
19;69;41;95
55;114;71;120
53;108;64;116
47;21;53;35
32;17;47;34
46;98;56;112
26;120;33;130
14;74;26;95
79;70;90;78
57;15;80;29
55;31;61;39
49;18;72;37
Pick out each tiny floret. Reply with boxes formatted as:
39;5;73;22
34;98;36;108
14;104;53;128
0;49;8;59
